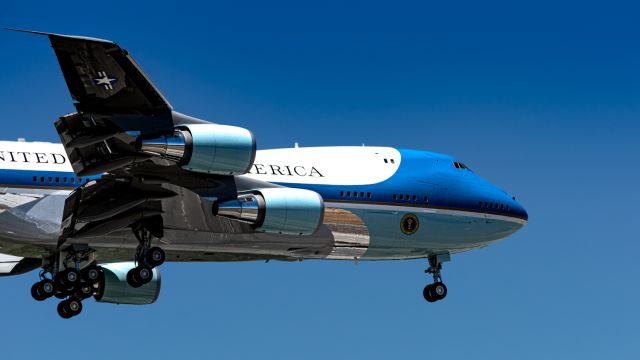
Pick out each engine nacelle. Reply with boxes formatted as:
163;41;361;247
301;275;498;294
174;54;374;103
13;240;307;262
140;123;256;175
94;262;160;305
213;188;324;235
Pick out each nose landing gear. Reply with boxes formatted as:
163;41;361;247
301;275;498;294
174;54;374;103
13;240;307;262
423;254;449;303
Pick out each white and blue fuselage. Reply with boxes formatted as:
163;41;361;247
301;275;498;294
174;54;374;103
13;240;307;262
0;140;527;261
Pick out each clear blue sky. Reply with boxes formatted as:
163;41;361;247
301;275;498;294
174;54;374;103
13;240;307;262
1;1;639;358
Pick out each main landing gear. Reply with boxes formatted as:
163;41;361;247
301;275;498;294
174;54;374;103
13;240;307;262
30;246;104;319
423;254;449;303
127;221;165;288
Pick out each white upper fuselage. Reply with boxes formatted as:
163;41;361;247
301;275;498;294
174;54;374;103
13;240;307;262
0;140;527;261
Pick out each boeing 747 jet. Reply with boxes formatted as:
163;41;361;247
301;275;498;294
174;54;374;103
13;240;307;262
0;30;527;318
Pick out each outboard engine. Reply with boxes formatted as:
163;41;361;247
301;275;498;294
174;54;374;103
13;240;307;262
139;123;256;175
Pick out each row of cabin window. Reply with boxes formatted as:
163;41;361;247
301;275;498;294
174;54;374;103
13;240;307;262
479;201;509;211
383;158;396;164
340;191;372;199
33;175;88;184
393;194;428;202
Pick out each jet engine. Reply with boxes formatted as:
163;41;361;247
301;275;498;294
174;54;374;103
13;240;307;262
213;188;324;235
139;123;256;175
95;262;160;305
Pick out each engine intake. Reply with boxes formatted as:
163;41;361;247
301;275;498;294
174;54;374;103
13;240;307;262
213;188;324;235
95;262;160;305
140;123;256;175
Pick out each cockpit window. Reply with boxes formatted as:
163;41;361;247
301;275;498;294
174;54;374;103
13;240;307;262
453;161;472;171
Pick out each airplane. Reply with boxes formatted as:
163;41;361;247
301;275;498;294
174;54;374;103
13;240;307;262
0;29;528;319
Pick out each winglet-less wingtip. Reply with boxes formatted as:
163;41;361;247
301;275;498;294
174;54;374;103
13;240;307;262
5;28;115;44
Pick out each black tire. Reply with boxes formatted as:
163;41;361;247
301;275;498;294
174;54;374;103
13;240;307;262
75;281;94;300
82;265;103;285
423;285;436;303
145;247;165;268
57;300;72;319
431;282;447;301
59;268;80;286
127;268;142;288
135;265;153;285
40;279;56;299
54;289;67;299
66;298;83;316
31;282;46;301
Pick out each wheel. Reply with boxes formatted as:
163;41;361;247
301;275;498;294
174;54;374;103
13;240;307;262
31;282;47;301
66;298;83;316
127;268;142;288
145;247;165;268
75;281;94;299
58;268;80;286
82;265;103;284
54;289;67;299
135;265;153;284
57;300;73;319
423;284;436;303
431;282;447;300
39;279;56;299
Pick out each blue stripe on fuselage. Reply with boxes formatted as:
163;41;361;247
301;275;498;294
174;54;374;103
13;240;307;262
272;148;528;221
0;169;101;189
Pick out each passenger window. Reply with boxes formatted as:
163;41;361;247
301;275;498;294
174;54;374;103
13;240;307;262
424;196;429;203
354;192;358;198
367;192;371;198
70;178;75;184
347;191;351;197
340;191;344;197
384;159;388;163
55;177;60;183
33;176;37;182
393;194;397;200
40;176;45;182
412;195;417;201
360;192;364;198
48;177;52;183
399;195;404;200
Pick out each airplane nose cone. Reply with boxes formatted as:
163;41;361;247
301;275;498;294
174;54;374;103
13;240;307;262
511;200;528;222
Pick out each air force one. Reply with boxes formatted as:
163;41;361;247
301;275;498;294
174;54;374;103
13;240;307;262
0;30;527;318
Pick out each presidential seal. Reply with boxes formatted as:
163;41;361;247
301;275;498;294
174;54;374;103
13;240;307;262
400;213;419;235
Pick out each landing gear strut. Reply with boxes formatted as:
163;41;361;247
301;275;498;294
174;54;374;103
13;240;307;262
423;254;449;303
29;245;104;319
127;220;165;288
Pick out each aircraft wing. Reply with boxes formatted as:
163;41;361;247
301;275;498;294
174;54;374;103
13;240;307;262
12;30;277;245
10;29;172;114
14;30;324;251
